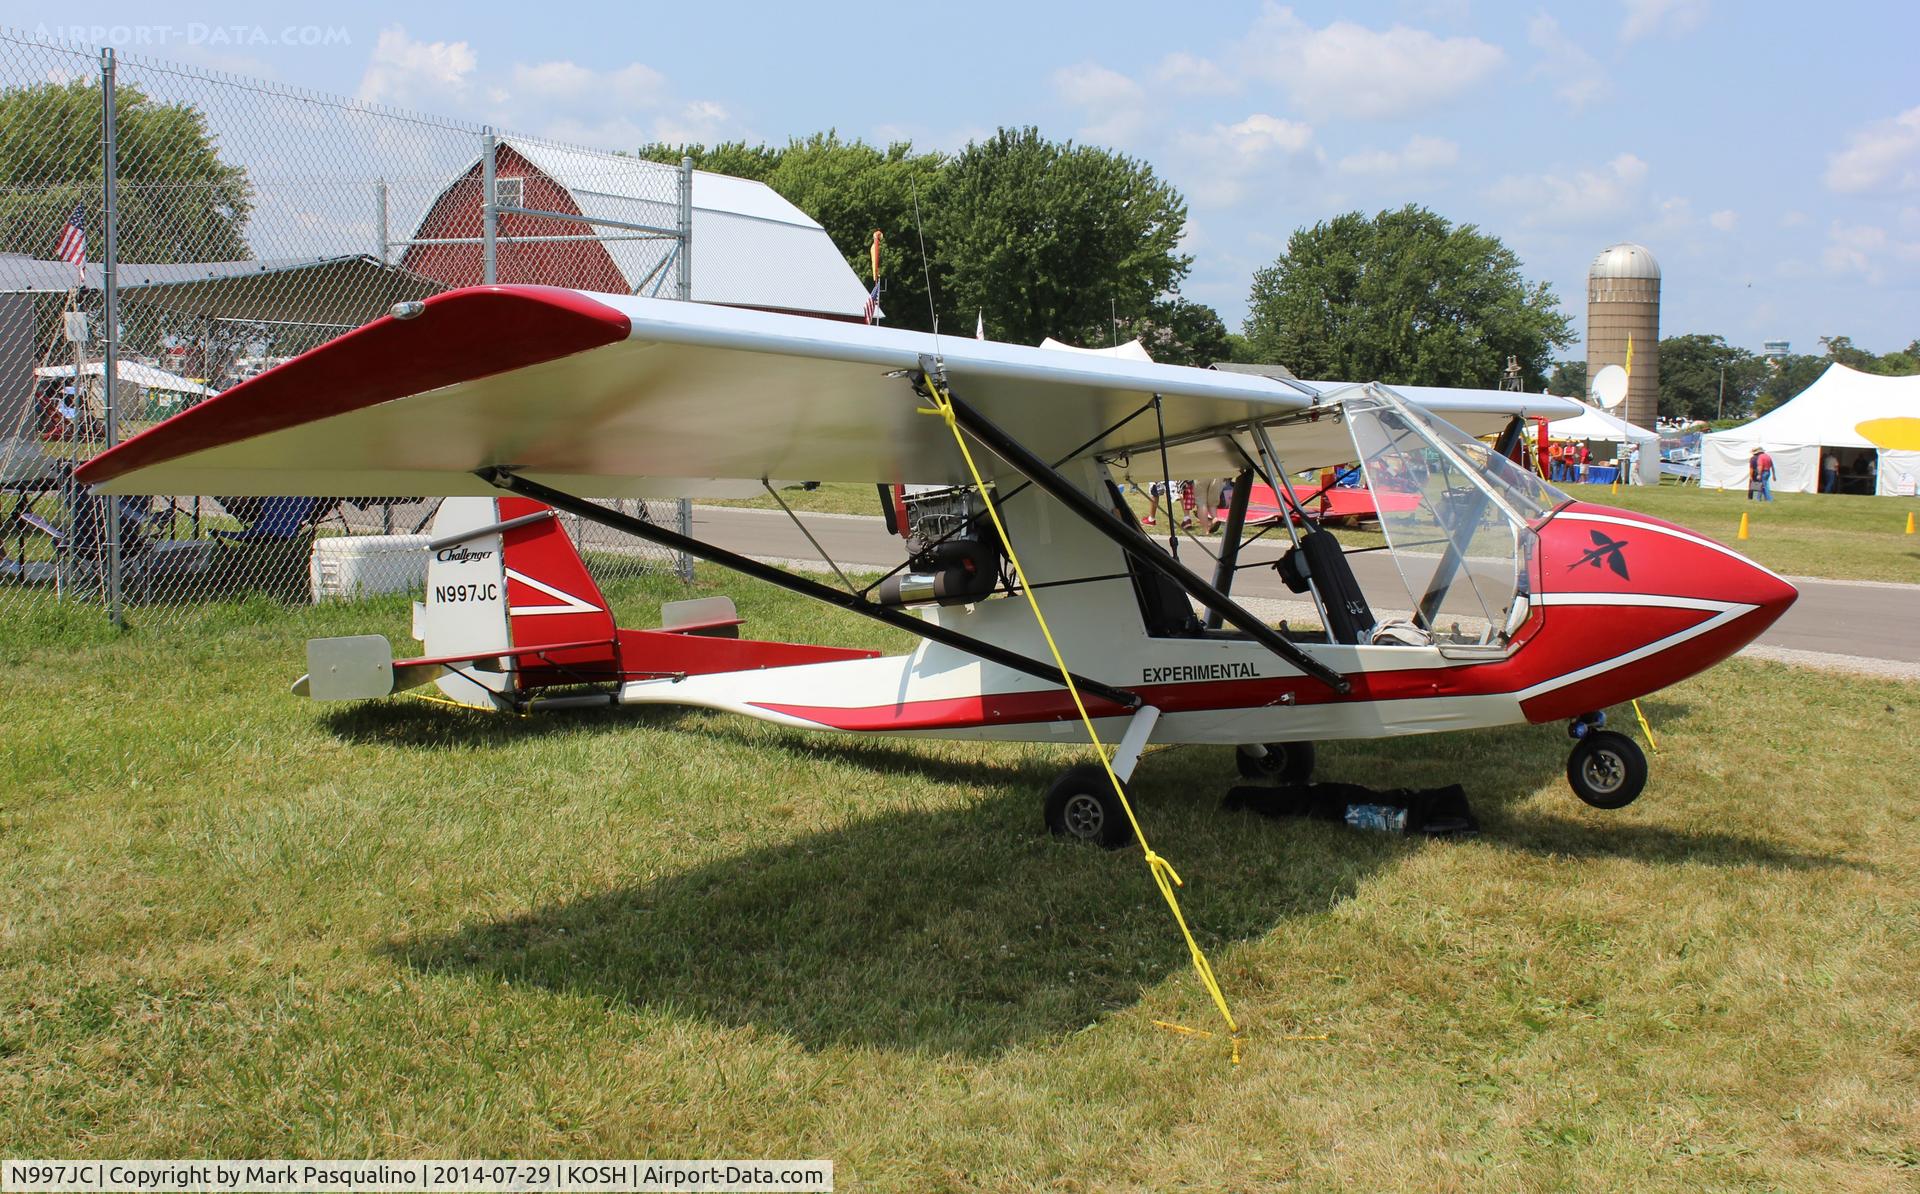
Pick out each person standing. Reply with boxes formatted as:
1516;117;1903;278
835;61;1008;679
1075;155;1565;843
1821;453;1840;494
1198;478;1228;534
1754;447;1775;501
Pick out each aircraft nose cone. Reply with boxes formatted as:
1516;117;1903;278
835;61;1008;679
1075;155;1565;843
1736;559;1798;624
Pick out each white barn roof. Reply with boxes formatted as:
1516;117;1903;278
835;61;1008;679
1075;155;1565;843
475;140;869;319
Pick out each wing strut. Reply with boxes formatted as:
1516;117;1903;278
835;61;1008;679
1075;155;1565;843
475;467;1143;711
922;366;1351;694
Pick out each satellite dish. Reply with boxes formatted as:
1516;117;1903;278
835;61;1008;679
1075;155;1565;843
1590;364;1628;409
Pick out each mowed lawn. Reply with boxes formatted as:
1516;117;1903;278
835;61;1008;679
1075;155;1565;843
4;572;1918;1190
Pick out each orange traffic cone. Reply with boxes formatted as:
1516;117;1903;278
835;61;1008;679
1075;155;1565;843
1737;512;1750;541
1907;511;1916;535
1610;477;1619;496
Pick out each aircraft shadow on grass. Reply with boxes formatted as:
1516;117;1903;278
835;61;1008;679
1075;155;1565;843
386;714;1846;1057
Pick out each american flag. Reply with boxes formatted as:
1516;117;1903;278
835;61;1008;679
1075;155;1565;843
862;278;881;325
53;204;85;273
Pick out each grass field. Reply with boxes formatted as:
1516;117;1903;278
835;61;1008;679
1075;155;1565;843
4;572;1918;1189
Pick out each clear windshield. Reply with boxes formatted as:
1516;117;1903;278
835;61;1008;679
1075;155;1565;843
1340;386;1568;644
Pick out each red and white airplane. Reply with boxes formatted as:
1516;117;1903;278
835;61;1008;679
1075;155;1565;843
77;285;1796;843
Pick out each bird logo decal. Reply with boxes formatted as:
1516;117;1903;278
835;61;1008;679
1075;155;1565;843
1574;529;1631;579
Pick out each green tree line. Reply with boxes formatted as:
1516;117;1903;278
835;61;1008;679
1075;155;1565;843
1549;333;1918;423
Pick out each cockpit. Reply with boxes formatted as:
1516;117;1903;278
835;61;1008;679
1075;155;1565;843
1113;384;1573;655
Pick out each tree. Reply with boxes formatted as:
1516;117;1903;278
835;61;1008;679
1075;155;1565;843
632;140;780;182
1127;297;1232;367
926;127;1191;347
1656;334;1767;421
1817;334;1920;376
0;79;251;262
763;134;944;331
1756;353;1827;415
1547;359;1587;399
1242;205;1573;388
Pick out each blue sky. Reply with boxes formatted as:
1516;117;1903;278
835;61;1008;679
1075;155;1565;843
14;1;1919;359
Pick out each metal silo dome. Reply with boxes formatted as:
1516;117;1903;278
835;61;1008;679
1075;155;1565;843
1589;242;1661;281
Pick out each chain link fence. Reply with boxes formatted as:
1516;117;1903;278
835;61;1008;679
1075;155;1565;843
0;27;692;636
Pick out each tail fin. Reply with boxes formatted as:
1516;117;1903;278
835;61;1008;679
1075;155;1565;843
417;496;617;705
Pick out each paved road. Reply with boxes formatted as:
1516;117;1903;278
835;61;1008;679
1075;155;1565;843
690;505;1920;665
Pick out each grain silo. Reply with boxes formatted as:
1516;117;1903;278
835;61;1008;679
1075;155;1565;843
1587;243;1660;430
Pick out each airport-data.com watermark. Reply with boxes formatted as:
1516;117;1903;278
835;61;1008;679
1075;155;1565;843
36;23;353;50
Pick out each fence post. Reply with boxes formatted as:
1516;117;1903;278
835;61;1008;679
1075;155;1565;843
375;178;389;263
100;47;123;628
675;156;695;580
676;499;694;581
676;155;693;302
481;129;498;285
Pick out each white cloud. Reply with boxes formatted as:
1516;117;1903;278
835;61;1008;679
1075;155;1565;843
1336;135;1459;176
510;60;665;108
1052;61;1144;108
354;26;727;150
1652;195;1694;231
1709;209;1738;232
1486;152;1650;225
1527;13;1611;110
1621;0;1711;42
1240;5;1506;121
1154;52;1238;96
357;26;478;107
1826;106;1920;194
1822;220;1920;283
652;100;734;147
1183;113;1320;207
1051;62;1149;147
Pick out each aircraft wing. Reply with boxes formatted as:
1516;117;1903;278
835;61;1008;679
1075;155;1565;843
77;286;1310;499
1144;379;1583;479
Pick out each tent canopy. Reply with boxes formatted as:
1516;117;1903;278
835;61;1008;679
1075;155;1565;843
1702;363;1920;495
1038;337;1154;362
0;253;444;326
1550;402;1658;445
1548;401;1659;485
35;359;217;395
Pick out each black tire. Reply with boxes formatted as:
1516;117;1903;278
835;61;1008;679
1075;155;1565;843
1567;730;1648;809
1235;741;1316;784
1043;763;1133;848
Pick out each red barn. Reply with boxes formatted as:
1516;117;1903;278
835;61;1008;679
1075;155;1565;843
404;139;869;320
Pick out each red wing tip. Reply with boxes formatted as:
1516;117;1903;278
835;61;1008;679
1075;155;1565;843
74;286;632;488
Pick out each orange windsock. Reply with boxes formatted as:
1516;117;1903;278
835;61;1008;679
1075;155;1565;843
870;230;883;282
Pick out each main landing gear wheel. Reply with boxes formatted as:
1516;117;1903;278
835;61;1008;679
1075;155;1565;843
1044;763;1133;849
1235;741;1317;784
1567;730;1648;809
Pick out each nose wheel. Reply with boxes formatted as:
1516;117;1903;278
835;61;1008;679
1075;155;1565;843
1567;728;1647;808
1043;763;1133;848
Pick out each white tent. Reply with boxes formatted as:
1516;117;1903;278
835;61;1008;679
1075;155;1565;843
1549;402;1661;485
35;359;217;395
1038;337;1154;362
1702;363;1920;496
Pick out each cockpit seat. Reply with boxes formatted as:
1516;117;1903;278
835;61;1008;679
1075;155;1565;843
1276;530;1377;645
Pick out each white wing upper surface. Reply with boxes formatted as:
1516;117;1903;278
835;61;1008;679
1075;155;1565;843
79;286;1580;498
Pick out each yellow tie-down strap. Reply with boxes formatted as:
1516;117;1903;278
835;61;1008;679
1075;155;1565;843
919;375;1241;1060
